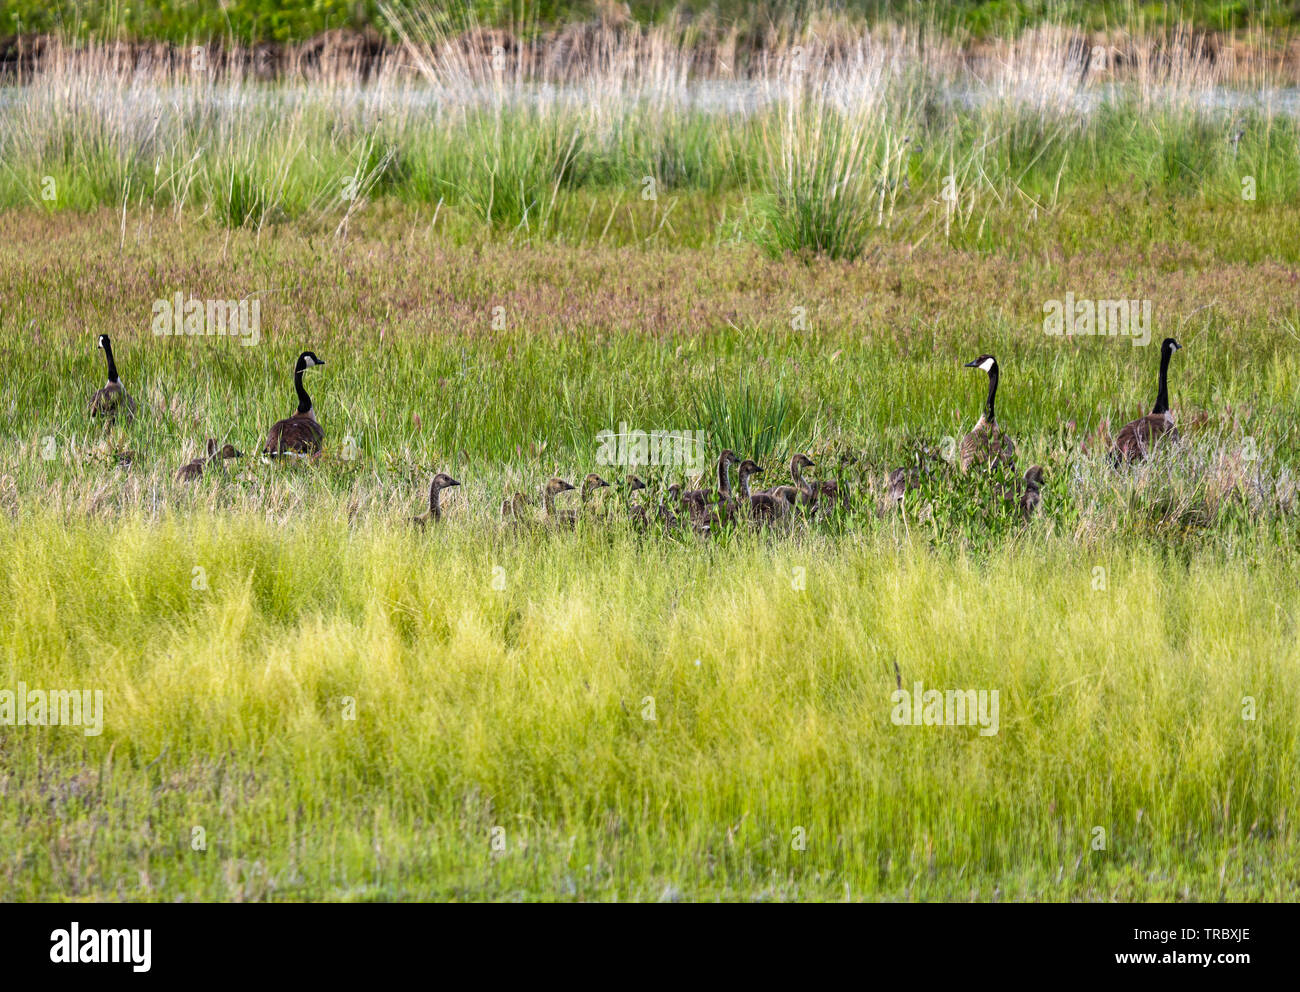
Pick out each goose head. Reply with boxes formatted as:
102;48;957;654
581;473;611;497
431;472;461;492
964;354;997;374
546;477;576;497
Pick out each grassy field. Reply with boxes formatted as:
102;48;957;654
1;208;1298;900
2;7;1300;901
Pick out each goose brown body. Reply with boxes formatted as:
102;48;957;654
89;335;136;424
960;355;1016;473
264;351;326;456
176;439;243;481
556;473;609;525
1111;338;1183;465
737;459;779;525
684;450;739;523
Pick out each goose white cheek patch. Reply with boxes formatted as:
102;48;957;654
978;357;995;372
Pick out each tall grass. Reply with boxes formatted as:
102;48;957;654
0;17;1297;251
2;511;1297;900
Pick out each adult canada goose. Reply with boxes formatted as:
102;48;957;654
88;335;137;423
263;351;326;456
1110;337;1182;465
176;438;244;481
737;459;780;524
412;472;460;527
542;477;577;525
960;355;1016;473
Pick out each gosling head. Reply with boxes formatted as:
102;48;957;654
582;473;611;495
626;475;647;493
546;477;576;497
791;452;815;471
431;472;461;492
719;449;740;467
219;443;244;460
1024;465;1045;488
738;459;764;479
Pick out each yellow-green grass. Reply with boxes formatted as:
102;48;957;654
1;513;1297;900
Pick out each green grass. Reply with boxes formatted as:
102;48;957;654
2;0;1294;44
0;209;1298;899
5;16;1300;258
3;513;1297;900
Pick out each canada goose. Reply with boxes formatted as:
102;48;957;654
680;490;714;537
685;449;740;521
263;351;326;456
816;479;848;517
581;472;612;505
1018;465;1044;520
176;438;244;481
412;472;460;527
1110;337;1182;465
737;459;780;524
542;477;577;525
500;491;533;529
658;482;683;530
177;439;218;481
789;452;817;505
88;335;137;424
960;355;1016;473
887;466;919;504
764;453;814;514
624;475;649;528
555;473;609;525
